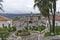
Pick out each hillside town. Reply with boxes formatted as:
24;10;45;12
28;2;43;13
0;0;60;40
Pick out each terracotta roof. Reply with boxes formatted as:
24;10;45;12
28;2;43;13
13;20;24;24
55;16;60;21
0;16;11;21
43;15;60;21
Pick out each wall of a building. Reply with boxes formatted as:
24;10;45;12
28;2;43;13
0;20;12;28
46;20;60;27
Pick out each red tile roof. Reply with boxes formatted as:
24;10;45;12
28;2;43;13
44;15;60;21
13;20;20;24
0;16;11;21
55;16;60;21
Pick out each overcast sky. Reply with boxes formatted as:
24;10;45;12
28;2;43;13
2;0;60;13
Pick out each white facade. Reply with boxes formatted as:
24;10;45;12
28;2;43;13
0;20;12;28
55;21;60;26
13;16;39;27
46;20;60;27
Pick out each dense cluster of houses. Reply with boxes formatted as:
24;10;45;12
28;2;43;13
0;13;60;28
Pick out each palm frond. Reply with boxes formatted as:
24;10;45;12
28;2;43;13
0;7;4;12
34;3;37;9
0;3;3;7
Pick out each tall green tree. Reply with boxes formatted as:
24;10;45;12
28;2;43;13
34;0;56;35
34;0;52;33
0;28;10;40
52;0;56;35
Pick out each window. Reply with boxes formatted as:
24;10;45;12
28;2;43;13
29;21;32;23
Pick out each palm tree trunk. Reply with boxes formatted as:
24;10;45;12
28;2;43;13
52;0;56;35
47;11;52;35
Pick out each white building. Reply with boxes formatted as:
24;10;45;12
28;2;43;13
41;15;60;27
13;15;39;27
0;16;12;28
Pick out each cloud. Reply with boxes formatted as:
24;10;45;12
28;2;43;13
56;0;60;12
3;0;60;13
3;0;40;13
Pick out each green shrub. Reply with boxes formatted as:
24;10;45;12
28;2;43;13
32;26;35;29
0;27;10;40
7;26;16;32
25;27;28;30
44;32;51;37
24;25;46;31
7;27;13;32
45;26;60;36
29;27;32;30
34;27;38;31
38;25;45;31
12;26;16;31
3;26;7;28
31;26;38;31
55;26;60;35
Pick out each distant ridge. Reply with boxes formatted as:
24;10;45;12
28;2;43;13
0;13;40;18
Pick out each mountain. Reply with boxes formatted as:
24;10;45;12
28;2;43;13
0;13;40;18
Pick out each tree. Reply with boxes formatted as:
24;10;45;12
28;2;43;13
52;0;56;35
0;28;10;40
34;0;51;33
34;0;56;35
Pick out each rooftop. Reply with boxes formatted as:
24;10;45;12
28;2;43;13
0;16;11;21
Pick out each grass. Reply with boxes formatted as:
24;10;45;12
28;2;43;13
45;26;60;37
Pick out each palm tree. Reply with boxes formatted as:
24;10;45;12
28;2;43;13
0;0;4;12
34;0;56;35
52;0;56;35
34;0;52;32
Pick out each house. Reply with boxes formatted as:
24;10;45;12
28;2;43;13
13;20;25;27
19;14;39;26
13;20;21;27
53;15;60;26
41;15;60;27
13;13;41;27
0;16;12;28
